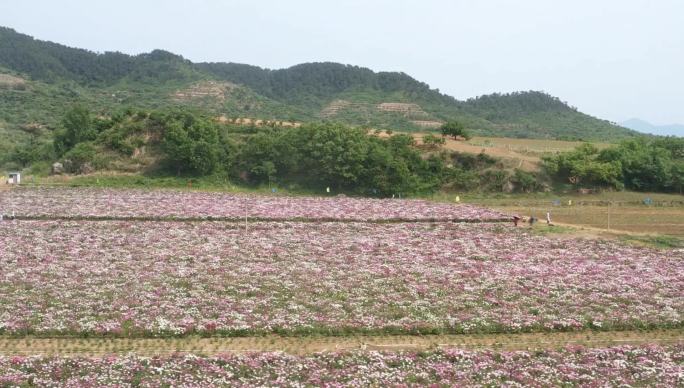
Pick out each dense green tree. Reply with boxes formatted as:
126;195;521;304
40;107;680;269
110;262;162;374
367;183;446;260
298;123;370;187
600;139;673;191
9;136;53;167
54;105;96;155
233;123;443;195
672;160;684;194
161;112;220;175
544;139;684;192
542;143;623;188
440;121;472;140
234;131;281;180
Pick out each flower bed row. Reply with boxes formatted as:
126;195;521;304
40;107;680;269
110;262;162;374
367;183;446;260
1;345;681;387
0;187;508;221
1;221;681;336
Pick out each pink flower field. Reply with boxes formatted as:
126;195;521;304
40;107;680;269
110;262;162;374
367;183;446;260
1;220;681;336
1;345;681;387
0;187;507;221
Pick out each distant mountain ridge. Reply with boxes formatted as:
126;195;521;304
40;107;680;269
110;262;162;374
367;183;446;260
0;25;639;147
620;118;683;137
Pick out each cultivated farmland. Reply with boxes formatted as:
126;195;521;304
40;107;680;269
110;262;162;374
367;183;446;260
1;345;682;386
0;187;682;385
0;187;507;221
1;220;682;336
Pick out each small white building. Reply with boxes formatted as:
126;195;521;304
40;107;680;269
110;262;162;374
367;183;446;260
7;172;21;185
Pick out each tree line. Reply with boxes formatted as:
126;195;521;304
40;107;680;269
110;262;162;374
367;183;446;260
6;106;550;196
7;105;682;196
542;139;684;193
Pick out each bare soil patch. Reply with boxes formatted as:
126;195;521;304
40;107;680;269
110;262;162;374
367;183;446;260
0;74;26;86
378;132;543;171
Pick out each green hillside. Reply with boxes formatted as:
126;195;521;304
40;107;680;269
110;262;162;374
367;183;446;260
0;25;638;150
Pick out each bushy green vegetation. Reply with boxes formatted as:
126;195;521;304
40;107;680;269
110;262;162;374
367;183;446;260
161;111;223;175
3;101;678;196
6;106;547;196
232;125;443;195
543;139;684;193
421;133;446;149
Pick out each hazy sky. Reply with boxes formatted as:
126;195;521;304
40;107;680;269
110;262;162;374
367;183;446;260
1;0;682;124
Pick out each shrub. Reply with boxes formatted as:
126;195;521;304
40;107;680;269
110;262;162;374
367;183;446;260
62;142;104;174
422;134;446;149
512;169;542;193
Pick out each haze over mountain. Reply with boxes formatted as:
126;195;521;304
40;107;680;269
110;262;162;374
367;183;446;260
0;26;639;150
620;118;684;137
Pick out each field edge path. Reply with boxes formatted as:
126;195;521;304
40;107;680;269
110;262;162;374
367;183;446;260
2;330;681;356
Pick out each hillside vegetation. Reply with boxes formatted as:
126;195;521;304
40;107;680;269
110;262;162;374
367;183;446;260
5;106;550;196
0;25;638;155
6;103;682;197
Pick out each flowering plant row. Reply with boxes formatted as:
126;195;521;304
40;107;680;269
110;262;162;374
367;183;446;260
0;345;681;387
0;188;507;221
1;221;681;336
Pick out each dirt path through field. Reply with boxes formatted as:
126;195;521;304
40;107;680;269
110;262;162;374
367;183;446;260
1;330;680;356
494;204;684;237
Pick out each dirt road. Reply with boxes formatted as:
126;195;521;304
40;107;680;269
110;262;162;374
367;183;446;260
2;330;680;356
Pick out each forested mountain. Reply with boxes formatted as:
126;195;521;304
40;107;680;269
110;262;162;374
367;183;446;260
0;25;638;150
0;26;201;84
197;62;458;106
